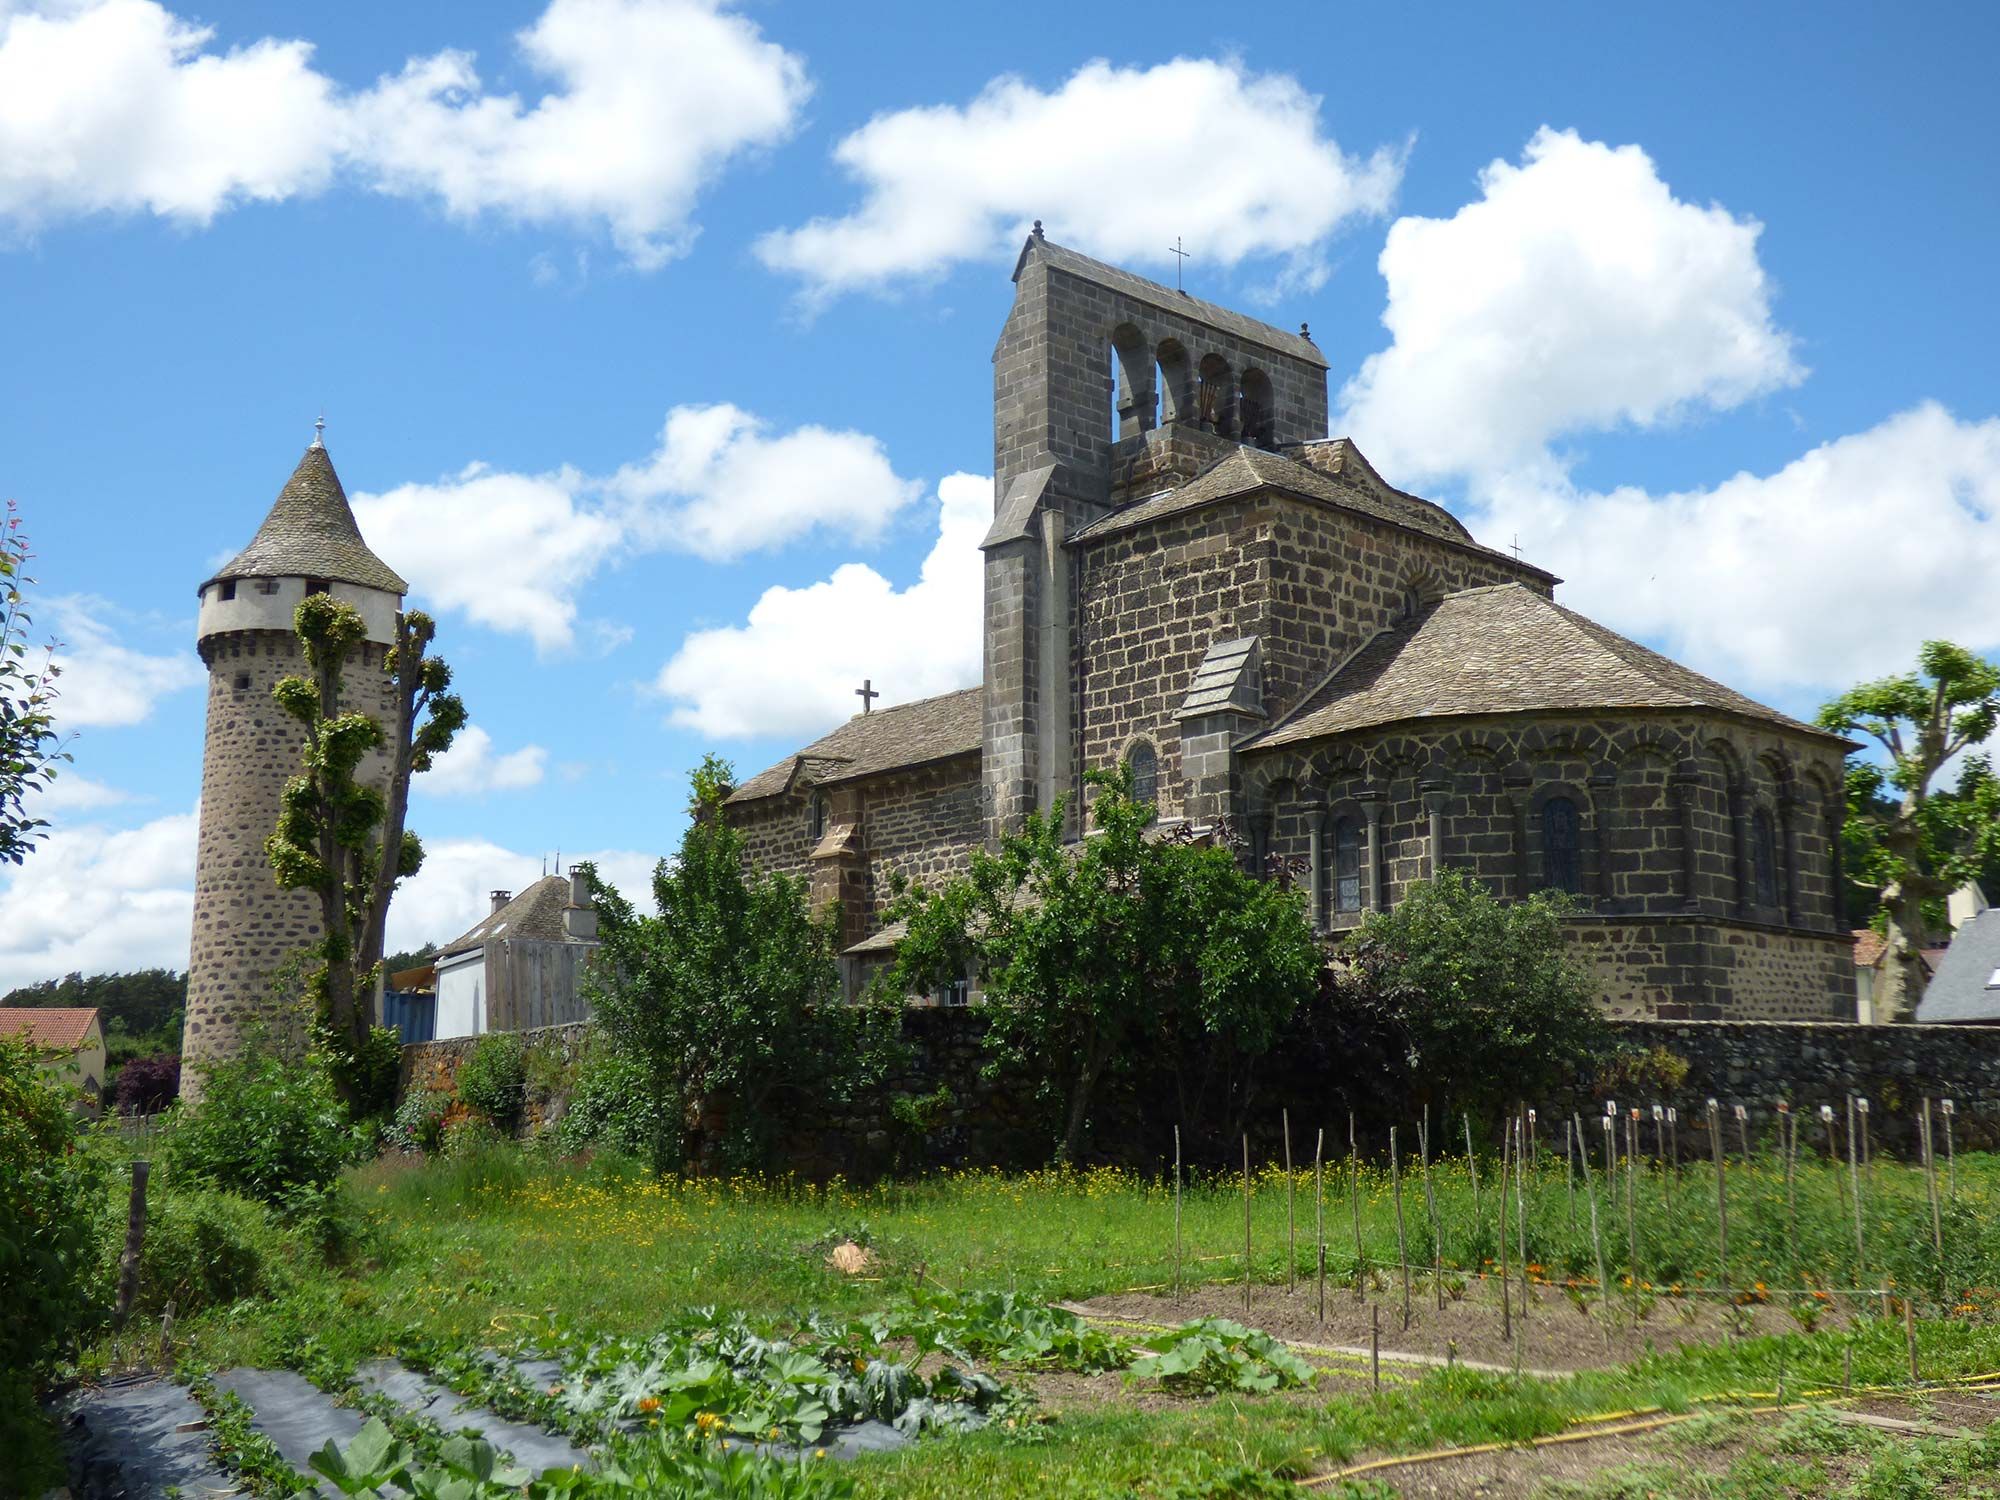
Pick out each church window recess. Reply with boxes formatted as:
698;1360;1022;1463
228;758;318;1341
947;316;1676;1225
1127;741;1159;807
808;791;828;844
1752;808;1780;908
1542;796;1582;895
1332;817;1362;913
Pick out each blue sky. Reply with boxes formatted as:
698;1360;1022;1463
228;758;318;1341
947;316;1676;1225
4;0;1999;985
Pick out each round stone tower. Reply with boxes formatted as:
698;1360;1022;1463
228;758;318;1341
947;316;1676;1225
181;432;408;1098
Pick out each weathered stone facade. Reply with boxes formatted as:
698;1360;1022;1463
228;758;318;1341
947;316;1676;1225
725;233;1859;1021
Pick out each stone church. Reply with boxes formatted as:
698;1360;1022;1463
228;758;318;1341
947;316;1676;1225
727;229;1858;1019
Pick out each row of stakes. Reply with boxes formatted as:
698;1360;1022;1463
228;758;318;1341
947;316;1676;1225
1163;1094;1964;1382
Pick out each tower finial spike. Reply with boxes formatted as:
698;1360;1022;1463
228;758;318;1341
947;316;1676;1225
311;411;325;450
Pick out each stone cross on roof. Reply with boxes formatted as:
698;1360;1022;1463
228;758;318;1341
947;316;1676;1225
856;678;879;714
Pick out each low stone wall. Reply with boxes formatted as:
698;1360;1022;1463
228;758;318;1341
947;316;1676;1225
400;1013;2000;1173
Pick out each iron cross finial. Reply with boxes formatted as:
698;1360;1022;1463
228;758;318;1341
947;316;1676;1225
1168;236;1191;292
856;678;879;714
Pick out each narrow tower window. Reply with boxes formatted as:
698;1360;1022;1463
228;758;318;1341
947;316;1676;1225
1542;796;1582;895
217;580;237;601
1333;817;1362;913
1752;808;1780;908
1127;742;1158;807
808;790;828;844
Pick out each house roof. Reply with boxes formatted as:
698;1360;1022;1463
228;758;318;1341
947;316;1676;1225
1070;442;1549;577
437;875;576;958
1244;583;1846;751
1016;234;1327;368
728;687;983;804
1917;907;2000;1022
0;1007;100;1052
1853;929;1888;969
202;442;408;596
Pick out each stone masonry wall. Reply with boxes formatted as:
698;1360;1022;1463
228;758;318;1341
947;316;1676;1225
859;758;983;916
184;629;399;1095
402;1014;2000;1174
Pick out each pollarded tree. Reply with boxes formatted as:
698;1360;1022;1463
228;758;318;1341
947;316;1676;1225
265;595;464;1109
1818;641;2000;1021
0;500;69;866
892;762;1322;1163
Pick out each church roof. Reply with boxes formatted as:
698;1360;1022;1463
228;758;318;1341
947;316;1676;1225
727;687;984;804
202;442;408;596
438;875;577;958
1070;442;1551;578
1016;234;1326;368
1244;583;1843;750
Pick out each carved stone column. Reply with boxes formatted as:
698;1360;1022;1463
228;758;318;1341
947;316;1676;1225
1307;815;1325;932
1505;780;1531;901
1421;781;1450;880
1669;773;1702;913
1729;789;1754;918
1360;790;1385;911
1778;791;1801;927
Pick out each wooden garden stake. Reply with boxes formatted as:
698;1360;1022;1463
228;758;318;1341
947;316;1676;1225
1371;1305;1381;1394
1734;1103;1751;1166
1668;1106;1680;1178
1942;1099;1957;1198
1922;1100;1945;1303
1420;1110;1443;1311
1349;1112;1365;1300
1708;1098;1731;1310
1625;1110;1640;1322
1604;1100;1617;1181
1780;1102;1799;1278
1173;1125;1183;1305
1846;1104;1867;1302
1242;1133;1253;1316
1497;1123;1513;1343
1574;1112;1611;1352
1315;1126;1326;1325
1905;1295;1919;1385
113;1159;150;1330
1564;1116;1576;1229
1653;1104;1666;1167
1466;1113;1482;1239
1842;1342;1853;1394
1858;1096;1873;1181
1515;1117;1532;1328
1528;1107;1538;1166
1284;1109;1296;1295
1391;1125;1412;1331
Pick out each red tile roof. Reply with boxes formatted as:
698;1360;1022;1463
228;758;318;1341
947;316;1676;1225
1852;929;1887;968
0;1007;101;1052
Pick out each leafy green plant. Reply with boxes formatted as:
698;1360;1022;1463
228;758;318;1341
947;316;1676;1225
166;1044;353;1206
551;1041;670;1160
1126;1318;1315;1395
392;1082;453;1154
124;1184;293;1315
457;1033;527;1135
866;1288;1129;1372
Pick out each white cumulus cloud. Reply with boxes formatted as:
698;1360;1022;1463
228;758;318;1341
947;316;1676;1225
1472;403;2000;699
0;806;197;991
351;404;924;654
416;725;548;798
0;0;807;267
45;595;204;729
1339;127;1804;484
655;472;988;739
756;57;1402;303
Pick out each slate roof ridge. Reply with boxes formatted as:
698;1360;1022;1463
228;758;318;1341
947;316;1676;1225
437;874;576;958
203;443;408;596
1917;905;2000;1022
1013;233;1327;367
727;685;984;804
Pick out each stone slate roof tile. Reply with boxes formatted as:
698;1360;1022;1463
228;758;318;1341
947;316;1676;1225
1917;907;2000;1022
203;443;408;595
1245;583;1844;749
438;875;574;958
1178;637;1263;718
1070;442;1548;576
1018;236;1327;367
0;1007;99;1051
728;687;983;804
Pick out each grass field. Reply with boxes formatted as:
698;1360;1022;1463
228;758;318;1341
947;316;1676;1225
76;1136;2000;1497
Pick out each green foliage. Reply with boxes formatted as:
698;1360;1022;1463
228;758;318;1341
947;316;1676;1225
391;1080;453;1154
0;499;70;866
264;596;465;1110
0;1034;106;1466
457;1032;527;1134
1126;1318;1315;1395
167;1046;353;1207
1598;1044;1691;1099
553;1042;670;1160
581;757;905;1173
125;1185;294;1316
892;761;1321;1161
1328;870;1609;1120
3;969;186;1095
864;1287;1129;1372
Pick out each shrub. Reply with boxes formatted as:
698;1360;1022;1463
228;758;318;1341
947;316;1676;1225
455;1033;526;1135
166;1048;352;1207
127;1186;293;1316
551;1043;671;1161
1;1035;108;1471
390;1082;452;1154
114;1052;181;1115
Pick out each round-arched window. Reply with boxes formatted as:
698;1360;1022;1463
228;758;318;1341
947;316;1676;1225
808;791;828;843
1332;817;1362;913
1752;808;1780;908
1127;742;1159;807
1542;796;1582;895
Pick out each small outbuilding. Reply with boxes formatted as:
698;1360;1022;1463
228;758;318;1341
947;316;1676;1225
433;871;600;1039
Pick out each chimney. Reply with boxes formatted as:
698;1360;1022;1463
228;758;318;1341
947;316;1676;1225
1949;881;1990;933
565;868;598;941
490;889;512;915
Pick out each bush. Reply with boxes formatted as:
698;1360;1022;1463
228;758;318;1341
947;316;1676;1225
167;1048;352;1207
552;1043;671;1161
455;1033;526;1135
1;1035;108;1473
114;1052;181;1115
127;1186;293;1316
390;1083;452;1154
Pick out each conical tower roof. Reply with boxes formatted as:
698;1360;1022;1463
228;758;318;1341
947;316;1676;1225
202;441;407;595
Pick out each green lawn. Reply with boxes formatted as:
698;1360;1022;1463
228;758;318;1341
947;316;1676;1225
80;1144;2000;1498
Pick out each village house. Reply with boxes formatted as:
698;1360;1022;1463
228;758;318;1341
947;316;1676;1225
0;1007;107;1115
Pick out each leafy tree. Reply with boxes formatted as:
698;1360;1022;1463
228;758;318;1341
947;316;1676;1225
165;1042;352;1207
265;596;464;1110
1324;870;1608;1124
892;763;1321;1163
1818;641;2000;1020
581;755;903;1173
0;499;69;865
